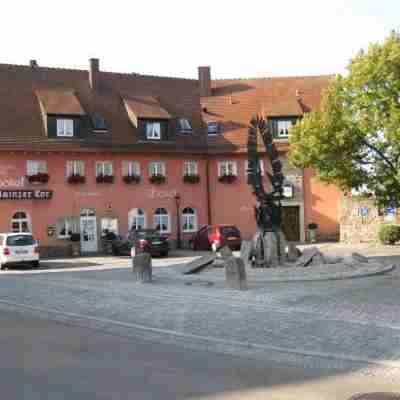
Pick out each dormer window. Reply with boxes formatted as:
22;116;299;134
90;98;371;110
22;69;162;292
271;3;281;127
57;119;74;137
146;122;161;140
92;113;108;133
177;118;192;133
207;122;220;135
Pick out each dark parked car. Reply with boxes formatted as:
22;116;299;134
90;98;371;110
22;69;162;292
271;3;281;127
111;229;169;257
189;224;242;252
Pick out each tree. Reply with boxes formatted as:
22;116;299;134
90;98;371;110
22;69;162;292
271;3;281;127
289;31;400;208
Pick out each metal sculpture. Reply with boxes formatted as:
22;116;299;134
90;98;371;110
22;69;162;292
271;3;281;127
246;116;286;267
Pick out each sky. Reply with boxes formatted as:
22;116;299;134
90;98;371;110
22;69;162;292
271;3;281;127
1;0;399;79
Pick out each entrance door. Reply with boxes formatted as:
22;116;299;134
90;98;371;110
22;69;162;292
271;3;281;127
281;206;300;242
80;209;98;253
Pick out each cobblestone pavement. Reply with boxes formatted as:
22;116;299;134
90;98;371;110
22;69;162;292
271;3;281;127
0;243;400;380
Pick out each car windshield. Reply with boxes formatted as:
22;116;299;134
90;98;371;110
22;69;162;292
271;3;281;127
220;226;240;237
6;235;35;246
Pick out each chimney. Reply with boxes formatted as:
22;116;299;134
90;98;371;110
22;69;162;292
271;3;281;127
198;66;211;97
89;58;100;90
30;60;38;68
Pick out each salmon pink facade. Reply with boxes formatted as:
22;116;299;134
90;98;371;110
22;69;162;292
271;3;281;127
0;59;341;256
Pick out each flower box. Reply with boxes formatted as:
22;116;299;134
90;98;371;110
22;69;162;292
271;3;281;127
183;174;200;184
96;174;114;183
26;172;49;184
218;174;237;183
122;175;141;184
149;174;166;184
67;174;86;184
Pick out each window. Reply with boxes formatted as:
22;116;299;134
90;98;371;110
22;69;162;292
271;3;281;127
129;208;146;231
177;118;192;133
95;161;113;177
218;160;237;176
101;218;119;239
183;161;198;176
57;119;74;137
27;160;47;176
276;120;293;138
244;160;264;177
91;113;108;132
66;160;85;177
154;208;170;233
146;122;161;139
57;217;79;239
207;122;220;135
149;161;166;177
11;211;30;233
122;161;140;177
182;207;197;232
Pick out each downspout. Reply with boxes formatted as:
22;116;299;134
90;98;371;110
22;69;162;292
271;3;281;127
206;157;212;225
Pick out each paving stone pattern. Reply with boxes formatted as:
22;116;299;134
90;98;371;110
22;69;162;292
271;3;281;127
0;251;399;377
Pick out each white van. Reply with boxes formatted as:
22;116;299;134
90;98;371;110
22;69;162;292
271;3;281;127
0;233;40;269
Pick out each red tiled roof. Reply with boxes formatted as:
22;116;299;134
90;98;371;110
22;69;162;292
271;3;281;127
123;96;171;122
201;75;332;152
36;89;86;115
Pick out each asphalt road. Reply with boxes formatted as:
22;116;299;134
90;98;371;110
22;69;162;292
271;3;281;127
0;309;399;400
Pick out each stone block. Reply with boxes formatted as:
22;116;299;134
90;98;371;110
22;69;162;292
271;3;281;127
220;245;233;259
132;253;152;283
240;240;253;269
224;256;247;290
287;242;300;262
181;254;215;274
264;231;279;268
295;247;326;267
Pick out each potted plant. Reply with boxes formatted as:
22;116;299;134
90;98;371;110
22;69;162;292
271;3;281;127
218;174;237;183
96;174;114;183
69;232;81;256
307;222;318;243
183;174;200;184
122;174;141;184
67;174;86;184
149;174;166;184
27;172;50;184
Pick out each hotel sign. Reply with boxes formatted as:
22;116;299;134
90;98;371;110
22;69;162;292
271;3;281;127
0;190;53;200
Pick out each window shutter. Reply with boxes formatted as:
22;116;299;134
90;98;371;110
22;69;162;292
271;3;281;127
73;118;80;137
165;120;175;141
138;120;146;141
47;117;57;137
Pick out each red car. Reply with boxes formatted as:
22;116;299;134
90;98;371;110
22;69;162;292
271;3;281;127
189;225;242;252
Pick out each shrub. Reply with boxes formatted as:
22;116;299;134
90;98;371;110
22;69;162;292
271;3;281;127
149;174;166;184
122;175;140;184
378;224;400;245
308;222;318;230
218;174;237;183
183;174;200;184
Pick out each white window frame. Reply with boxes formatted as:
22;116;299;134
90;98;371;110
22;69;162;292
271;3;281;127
11;211;31;233
95;161;113;177
183;161;198;176
66;161;85;177
146;122;161;140
122;161;141;177
177;118;193;133
244;160;264;177
182;207;197;233
149;161;166;177
101;218;119;237
57;217;79;239
129;208;146;231
154;208;170;234
27;160;47;176
276;120;293;138
218;160;237;177
57;119;74;137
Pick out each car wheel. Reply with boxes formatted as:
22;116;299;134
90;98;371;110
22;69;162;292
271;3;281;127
160;251;168;257
31;260;40;268
0;263;5;270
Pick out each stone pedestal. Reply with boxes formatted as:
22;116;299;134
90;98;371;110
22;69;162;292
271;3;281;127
240;240;253;269
132;253;152;283
264;231;279;268
224;256;247;290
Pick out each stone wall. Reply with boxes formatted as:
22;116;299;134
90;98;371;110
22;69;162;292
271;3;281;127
340;196;398;244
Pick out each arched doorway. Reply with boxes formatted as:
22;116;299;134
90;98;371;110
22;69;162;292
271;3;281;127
80;208;98;253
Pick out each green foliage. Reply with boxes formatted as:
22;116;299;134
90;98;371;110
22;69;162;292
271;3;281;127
308;222;318;230
289;31;400;208
378;224;400;245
